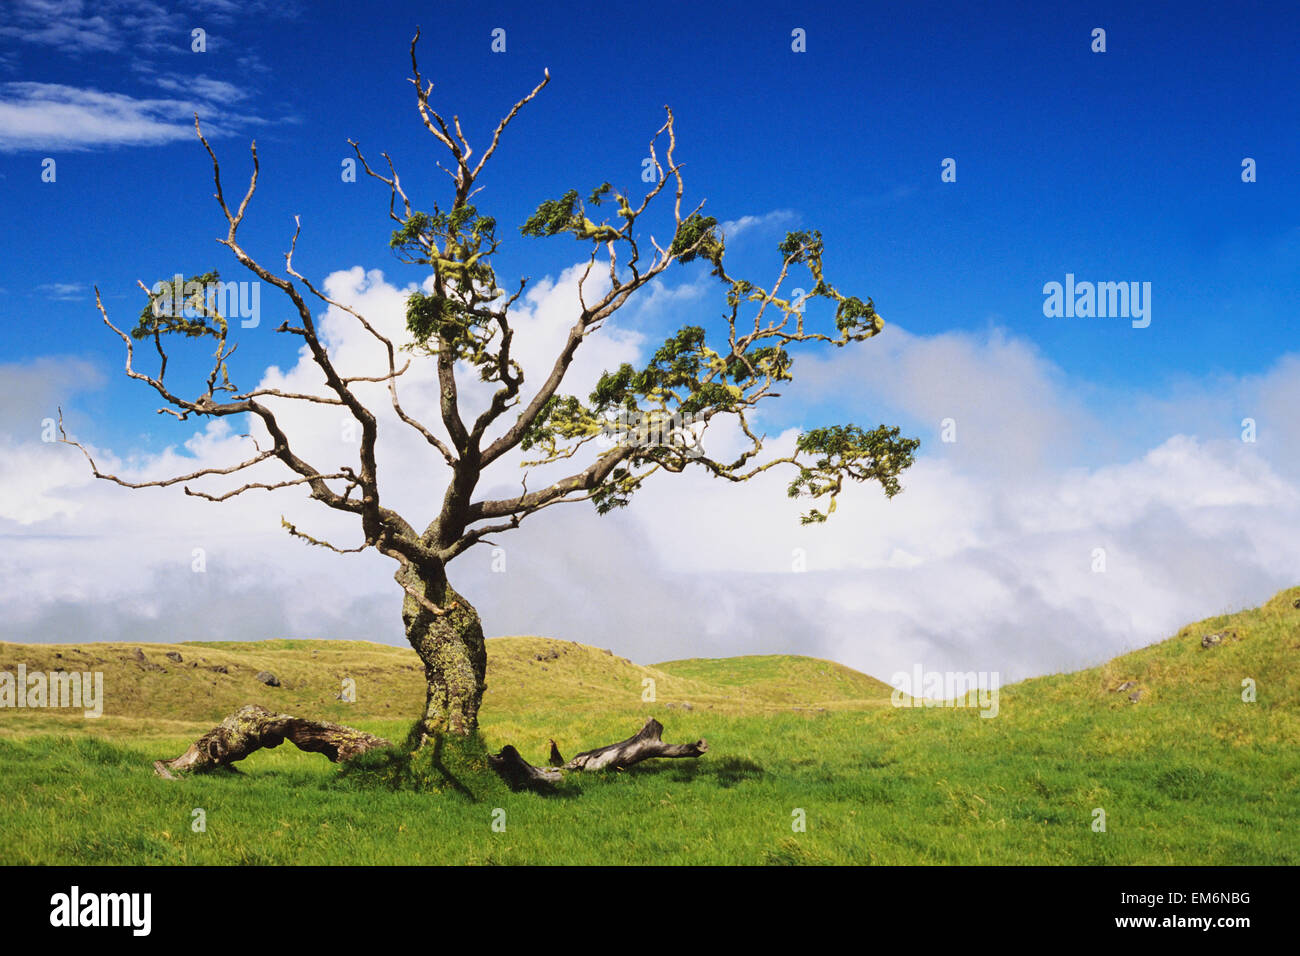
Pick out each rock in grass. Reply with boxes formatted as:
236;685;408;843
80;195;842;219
128;647;164;671
255;670;281;687
165;651;183;663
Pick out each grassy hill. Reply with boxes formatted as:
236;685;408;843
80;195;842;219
1;587;1297;865
0;635;892;738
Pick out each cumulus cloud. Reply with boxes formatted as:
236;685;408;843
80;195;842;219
3;264;1298;693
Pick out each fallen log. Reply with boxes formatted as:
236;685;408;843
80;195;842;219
154;704;390;778
561;717;709;771
155;708;707;793
488;745;564;791
488;717;708;791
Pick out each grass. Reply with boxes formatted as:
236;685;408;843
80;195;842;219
1;587;1297;864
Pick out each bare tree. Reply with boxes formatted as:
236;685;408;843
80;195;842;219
62;31;919;770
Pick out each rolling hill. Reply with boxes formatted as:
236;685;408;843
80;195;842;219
0;586;1296;865
0;635;893;739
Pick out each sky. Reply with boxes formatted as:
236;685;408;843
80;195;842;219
0;0;1297;686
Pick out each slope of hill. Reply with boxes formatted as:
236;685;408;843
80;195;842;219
997;584;1300;731
654;653;893;707
0;635;893;739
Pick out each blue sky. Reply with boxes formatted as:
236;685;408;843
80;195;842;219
3;0;1296;443
0;1;1297;680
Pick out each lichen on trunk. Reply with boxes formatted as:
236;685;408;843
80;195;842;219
153;704;390;778
398;561;487;743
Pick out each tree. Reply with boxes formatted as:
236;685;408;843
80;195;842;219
61;31;919;774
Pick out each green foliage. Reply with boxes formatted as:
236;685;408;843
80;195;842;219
403;288;449;343
390;207;498;265
520;189;581;237
520;187;624;242
589;363;640;413
389;210;434;259
390;204;521;386
388;139;913;526
726;345;792;386
590;327;738;416
589;465;640;514
403;285;498;373
788;424;922;523
778;229;822;264
671;213;722;265
833;294;882;336
518;395;602;457
132;271;226;341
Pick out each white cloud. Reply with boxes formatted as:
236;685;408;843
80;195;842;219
0;0;298;56
0;0;182;55
35;282;88;301
151;74;249;104
0;81;262;151
2;266;1298;695
0;356;102;434
0;1;122;53
719;209;796;240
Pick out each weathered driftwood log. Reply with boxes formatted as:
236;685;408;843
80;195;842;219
489;745;564;790
155;708;706;793
561;717;709;770
154;704;390;779
488;717;709;791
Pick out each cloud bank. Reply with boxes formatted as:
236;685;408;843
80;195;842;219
3;264;1297;688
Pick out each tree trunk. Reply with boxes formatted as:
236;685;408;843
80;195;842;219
398;562;487;742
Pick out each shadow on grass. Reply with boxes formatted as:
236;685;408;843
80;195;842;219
620;755;765;788
337;724;507;801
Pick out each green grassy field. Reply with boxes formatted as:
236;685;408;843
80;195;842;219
1;588;1297;865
